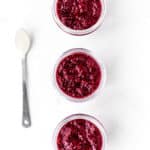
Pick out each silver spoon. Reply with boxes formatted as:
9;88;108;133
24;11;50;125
15;29;31;128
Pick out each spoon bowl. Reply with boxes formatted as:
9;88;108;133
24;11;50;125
15;29;31;56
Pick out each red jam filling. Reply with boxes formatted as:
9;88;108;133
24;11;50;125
56;52;101;99
56;0;102;30
57;119;103;150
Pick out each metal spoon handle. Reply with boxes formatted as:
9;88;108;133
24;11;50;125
22;56;31;127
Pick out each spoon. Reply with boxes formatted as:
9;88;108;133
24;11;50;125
15;29;31;128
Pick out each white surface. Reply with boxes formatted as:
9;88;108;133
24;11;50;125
0;0;150;150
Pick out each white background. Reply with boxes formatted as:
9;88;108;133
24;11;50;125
0;0;150;149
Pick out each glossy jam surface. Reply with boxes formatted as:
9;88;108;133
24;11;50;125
56;52;101;99
57;119;103;150
56;0;102;30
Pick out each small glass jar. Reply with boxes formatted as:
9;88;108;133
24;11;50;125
53;114;107;150
52;0;106;35
54;48;106;102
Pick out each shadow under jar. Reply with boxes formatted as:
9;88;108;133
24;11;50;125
53;114;107;150
52;0;106;35
54;48;106;102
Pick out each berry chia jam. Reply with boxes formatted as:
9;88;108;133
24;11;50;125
55;114;105;150
56;0;102;30
55;50;102;100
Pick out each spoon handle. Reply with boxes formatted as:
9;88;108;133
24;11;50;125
22;56;31;128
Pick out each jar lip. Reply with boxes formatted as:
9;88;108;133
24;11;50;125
53;48;107;102
53;114;107;150
52;0;106;36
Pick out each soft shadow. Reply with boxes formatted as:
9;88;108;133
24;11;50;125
93;87;130;144
94;0;123;37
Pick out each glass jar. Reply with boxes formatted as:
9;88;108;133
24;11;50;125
52;0;106;35
54;48;106;102
53;114;107;150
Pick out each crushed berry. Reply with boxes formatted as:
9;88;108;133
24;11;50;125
56;52;101;99
56;0;102;30
57;119;103;150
